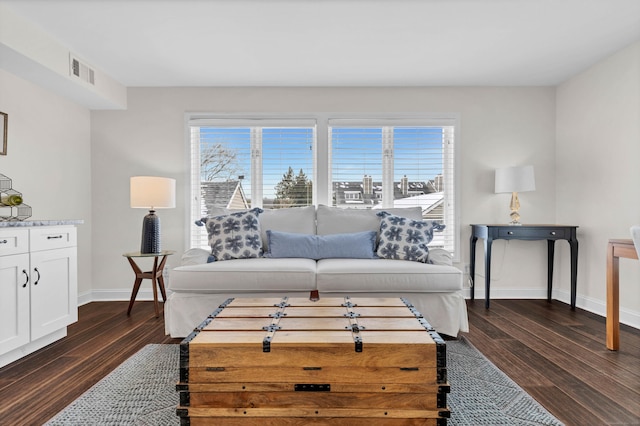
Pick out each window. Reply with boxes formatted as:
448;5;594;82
188;114;459;259
329;119;456;255
188;118;316;249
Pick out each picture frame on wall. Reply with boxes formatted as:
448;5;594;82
0;111;7;155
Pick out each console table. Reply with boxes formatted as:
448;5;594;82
606;239;638;351
470;224;579;309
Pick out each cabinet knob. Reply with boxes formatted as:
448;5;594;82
550;231;556;235
507;231;514;235
0;239;7;244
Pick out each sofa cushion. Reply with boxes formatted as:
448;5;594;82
376;213;445;263
316;258;462;293
316;204;422;236
203;205;316;250
180;248;213;265
205;209;263;260
265;230;377;260
426;248;453;266
169;258;317;292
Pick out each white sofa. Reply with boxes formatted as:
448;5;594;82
165;205;468;338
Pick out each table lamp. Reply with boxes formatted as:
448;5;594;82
495;165;535;226
130;176;176;253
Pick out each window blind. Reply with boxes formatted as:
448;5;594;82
329;121;456;255
189;119;316;249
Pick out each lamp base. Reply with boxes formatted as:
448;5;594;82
141;210;161;254
508;192;523;226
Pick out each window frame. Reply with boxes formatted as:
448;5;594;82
185;112;461;262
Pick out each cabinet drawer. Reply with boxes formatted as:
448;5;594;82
0;228;29;256
498;227;568;239
29;227;77;251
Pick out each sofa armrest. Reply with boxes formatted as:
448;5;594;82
181;248;212;266
427;248;453;266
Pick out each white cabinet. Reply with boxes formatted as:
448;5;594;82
0;225;78;367
0;250;30;355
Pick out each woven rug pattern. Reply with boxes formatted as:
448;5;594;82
46;339;564;425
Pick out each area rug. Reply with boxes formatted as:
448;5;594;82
45;338;564;425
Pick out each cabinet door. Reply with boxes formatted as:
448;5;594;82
30;247;78;341
0;253;30;355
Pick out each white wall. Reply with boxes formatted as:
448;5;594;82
556;41;640;326
0;3;127;110
0;68;92;295
90;86;558;302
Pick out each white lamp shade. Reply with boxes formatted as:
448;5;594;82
495;165;536;194
130;176;176;209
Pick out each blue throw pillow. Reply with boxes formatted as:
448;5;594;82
376;212;445;262
204;208;264;261
265;230;377;260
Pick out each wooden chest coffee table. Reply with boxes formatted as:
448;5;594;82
177;296;450;425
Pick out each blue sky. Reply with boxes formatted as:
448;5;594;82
200;126;444;201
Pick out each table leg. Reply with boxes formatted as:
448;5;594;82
126;257;143;315
150;256;160;318
606;242;620;350
569;238;579;310
547;240;555;302
484;238;492;309
157;255;169;301
127;277;143;315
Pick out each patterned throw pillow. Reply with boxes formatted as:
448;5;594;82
204;208;264;261
376;212;445;262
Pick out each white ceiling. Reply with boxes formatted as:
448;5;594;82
2;0;640;87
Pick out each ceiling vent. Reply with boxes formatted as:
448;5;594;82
69;54;95;85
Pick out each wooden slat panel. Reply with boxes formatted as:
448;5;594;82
181;382;449;394
345;297;408;307
355;331;435;344
182;407;449;419
202;318;273;331
203;317;427;332
187;417;443;426
223;297;409;308
356;317;425;331
188;366;440;384
215;308;280;318
192;329;434;346
188;391;443;409
188;345;437;368
225;297;288;307
348;307;417;317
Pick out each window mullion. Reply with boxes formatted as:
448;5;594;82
382;126;394;209
250;127;262;208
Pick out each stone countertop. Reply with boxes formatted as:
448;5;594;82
0;220;84;227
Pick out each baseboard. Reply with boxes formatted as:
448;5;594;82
557;289;640;330
78;289;172;306
463;287;640;330
79;288;639;331
0;328;67;368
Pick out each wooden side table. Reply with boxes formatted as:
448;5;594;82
123;250;174;318
606;239;638;350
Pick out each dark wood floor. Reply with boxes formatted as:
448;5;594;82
465;299;640;426
0;299;638;425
